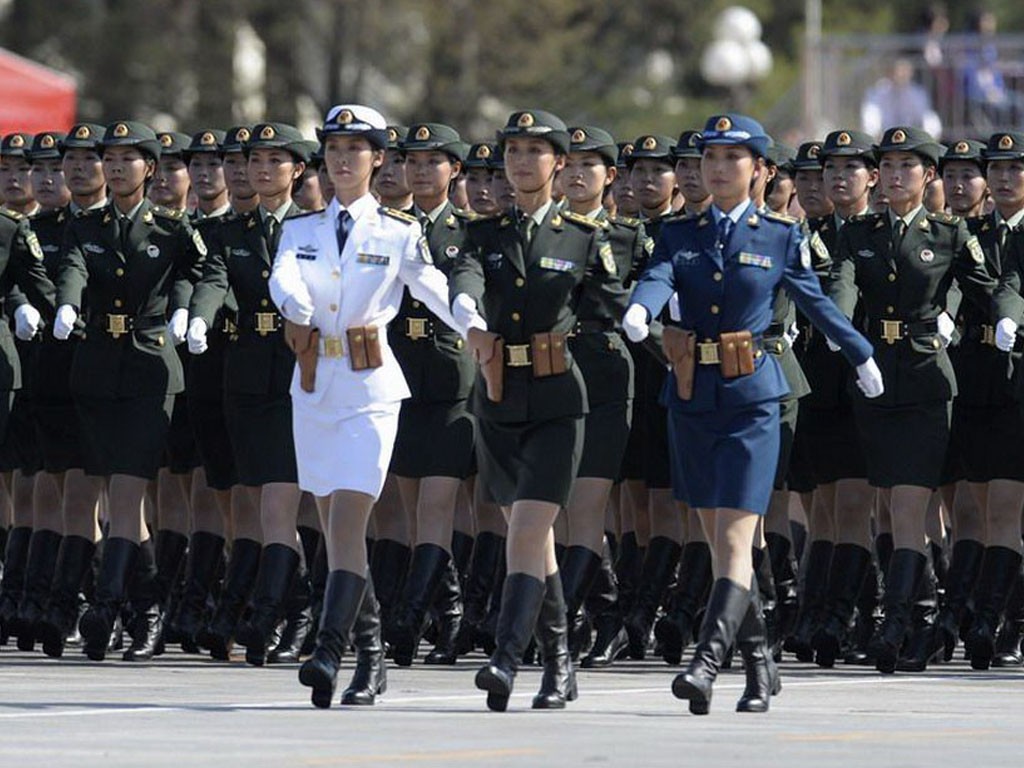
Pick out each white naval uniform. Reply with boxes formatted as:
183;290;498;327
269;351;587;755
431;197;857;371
270;193;463;497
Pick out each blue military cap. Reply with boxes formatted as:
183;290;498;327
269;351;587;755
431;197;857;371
318;104;389;151
982;132;1024;162
697;113;772;159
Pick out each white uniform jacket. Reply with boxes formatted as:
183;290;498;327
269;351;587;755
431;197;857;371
270;193;462;408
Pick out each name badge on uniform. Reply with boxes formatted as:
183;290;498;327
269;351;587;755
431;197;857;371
84;243;105;254
485;252;502;269
738;252;773;269
231;247;251;258
539;256;575;272
357;253;390;266
146;244;161;258
297;244;318;261
857;249;875;259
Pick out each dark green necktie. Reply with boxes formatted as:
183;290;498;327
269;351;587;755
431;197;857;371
892;219;907;254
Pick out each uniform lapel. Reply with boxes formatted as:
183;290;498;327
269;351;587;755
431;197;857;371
498;210;526;277
695;211;721;270
526;205;563;269
872;214;896;275
99;205;122;262
125;199;155;262
725;203;758;267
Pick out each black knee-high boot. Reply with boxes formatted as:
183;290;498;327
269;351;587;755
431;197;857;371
624;536;682;660
123;536;174;661
298;570;367;709
655;541;713;666
341;573;387;705
735;580;781;713
671;578;751;715
788;540;833;662
812;543;872;668
238;543;300;666
79;537;139;661
173;532;225;653
558;545;602;660
38;536;96;658
267;564;313;664
897;555;940;672
17;529;62;651
581;542;628;668
424;559;463;664
765;532;799;651
203;537;261;660
474;573;546;712
870;548;926;674
532;573;578;709
934;539;984;661
966;546;1024;670
456;532;504;655
369;538;410;633
389;543;450;666
0;526;31;643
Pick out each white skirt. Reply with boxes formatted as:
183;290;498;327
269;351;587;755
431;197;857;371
292;398;402;498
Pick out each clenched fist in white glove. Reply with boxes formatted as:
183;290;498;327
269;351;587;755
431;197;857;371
53;304;77;341
14;304;41;341
622;304;650;343
187;317;208;354
855;357;885;398
936;312;955;348
168;308;189;345
996;317;1018;352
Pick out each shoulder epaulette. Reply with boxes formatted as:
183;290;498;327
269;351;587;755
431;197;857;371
562;210;603;230
29;208;61;222
468;212;502;227
927;211;961;225
380;206;418;225
764;210;799;225
452;208;478;221
0;208;23;221
848;212;882;224
609;215;642;229
151;205;186;220
284;209;323;222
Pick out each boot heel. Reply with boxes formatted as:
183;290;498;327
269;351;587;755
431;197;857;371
671;672;711;714
475;664;512;712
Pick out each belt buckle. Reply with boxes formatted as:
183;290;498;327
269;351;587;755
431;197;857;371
322;336;345;359
107;314;128;339
880;319;903;345
254;312;277;336
223;317;238;335
406;317;429;341
982;324;996;346
697;341;721;365
506;344;531;367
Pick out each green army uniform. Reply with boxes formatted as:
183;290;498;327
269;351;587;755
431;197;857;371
57;164;202;479
829;127;995;490
389;123;477;480
189;122;309;486
450;110;628;507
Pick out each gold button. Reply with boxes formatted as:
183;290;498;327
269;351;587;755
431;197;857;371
260;298;269;307
115;268;124;277
710;304;720;315
412;301;421;309
515;277;525;288
887;273;896;282
330;303;338;312
886;305;895;314
608;341;615;350
713;272;723;282
261;270;269;279
157;335;165;347
113;299;123;308
455;338;464;350
932;338;941;350
511;312;521;321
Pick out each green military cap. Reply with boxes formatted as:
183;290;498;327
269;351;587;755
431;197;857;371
464;142;496;170
567;125;617;165
939;138;986;171
222;126;252;153
1;132;33;158
820;129;878;166
877;126;944;166
385;125;408;150
789;141;821;171
183;129;227;162
61;123;105;152
616;141;635;169
982;132;1024;162
246;122;310;162
101;121;161;160
26;131;66;162
627;134;676;164
156;131;192;158
402;123;467;162
302;140;323;168
672;130;703;159
497;110;570;154
769;141;799;170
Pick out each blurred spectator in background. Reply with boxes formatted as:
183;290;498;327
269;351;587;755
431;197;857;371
961;9;1017;129
862;58;943;138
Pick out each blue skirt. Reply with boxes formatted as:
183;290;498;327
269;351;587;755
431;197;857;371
667;399;780;515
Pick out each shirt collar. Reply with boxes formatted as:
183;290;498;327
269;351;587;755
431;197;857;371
260;200;293;225
70;199;107;216
421;201;449;224
997;208;1024;229
888;205;923;228
520;200;553;227
333;192;377;221
585;206;605;220
196;203;232;220
115;199;145;221
711;199;752;225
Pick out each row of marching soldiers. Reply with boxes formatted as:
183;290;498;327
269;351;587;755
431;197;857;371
0;116;1021;694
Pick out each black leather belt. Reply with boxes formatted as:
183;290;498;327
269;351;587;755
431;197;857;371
871;318;938;344
960;323;997;346
89;313;165;339
237;311;282;335
571;318;616;336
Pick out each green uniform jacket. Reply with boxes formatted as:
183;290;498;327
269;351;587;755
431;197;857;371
831;208;995;406
189;204;302;397
56;200;199;398
29;207;78;401
450;205;627;423
389;201;475;402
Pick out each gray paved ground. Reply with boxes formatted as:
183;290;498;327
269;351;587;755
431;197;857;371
0;646;1021;767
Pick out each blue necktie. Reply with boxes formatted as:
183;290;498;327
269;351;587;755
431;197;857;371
717;215;734;252
336;209;353;255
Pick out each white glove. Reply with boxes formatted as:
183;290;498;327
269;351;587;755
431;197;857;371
826;337;841;352
996;317;1018;352
168;308;189;345
13;304;41;341
186;317;208;354
936;312;955;348
785;321;800;348
855;357;885;398
668;293;681;322
622;304;650;343
452;293;479;330
53;304;77;341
